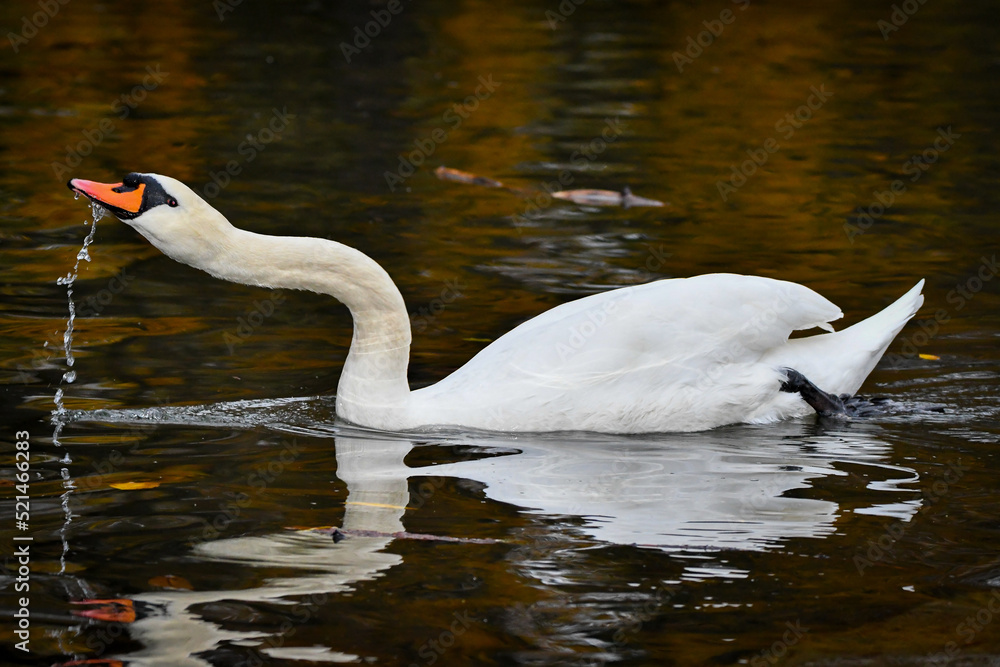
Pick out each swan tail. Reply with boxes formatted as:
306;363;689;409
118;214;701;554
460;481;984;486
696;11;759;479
776;280;924;396
832;279;925;393
842;279;925;351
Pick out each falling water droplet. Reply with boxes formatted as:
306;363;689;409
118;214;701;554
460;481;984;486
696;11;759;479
53;206;101;418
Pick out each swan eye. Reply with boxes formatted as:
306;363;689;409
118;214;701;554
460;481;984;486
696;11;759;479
167;197;178;207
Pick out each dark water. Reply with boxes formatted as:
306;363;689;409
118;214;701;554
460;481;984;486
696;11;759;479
2;0;1000;664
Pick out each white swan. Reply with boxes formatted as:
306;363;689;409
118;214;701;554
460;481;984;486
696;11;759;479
68;173;924;433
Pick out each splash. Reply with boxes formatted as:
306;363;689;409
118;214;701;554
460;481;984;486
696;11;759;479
52;202;104;420
52;201;105;575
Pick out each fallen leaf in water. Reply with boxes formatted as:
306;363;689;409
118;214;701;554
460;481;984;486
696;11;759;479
109;481;161;490
435;165;504;188
70;599;136;624
918;353;941;360
553;186;666;208
148;574;193;590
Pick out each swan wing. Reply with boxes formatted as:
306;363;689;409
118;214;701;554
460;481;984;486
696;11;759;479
411;274;842;429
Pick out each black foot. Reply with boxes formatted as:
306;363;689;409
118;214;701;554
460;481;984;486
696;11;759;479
780;368;849;418
842;395;892;418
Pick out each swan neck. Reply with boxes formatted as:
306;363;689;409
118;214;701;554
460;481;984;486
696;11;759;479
206;225;413;418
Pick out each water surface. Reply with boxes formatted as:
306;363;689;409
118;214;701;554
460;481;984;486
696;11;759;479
2;0;999;665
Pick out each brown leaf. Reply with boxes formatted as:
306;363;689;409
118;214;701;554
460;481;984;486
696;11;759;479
435;166;504;188
70;599;136;624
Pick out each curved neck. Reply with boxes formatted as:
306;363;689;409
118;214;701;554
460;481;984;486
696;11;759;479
199;223;413;421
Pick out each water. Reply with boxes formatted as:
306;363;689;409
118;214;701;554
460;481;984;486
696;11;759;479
2;0;1000;664
53;204;102;398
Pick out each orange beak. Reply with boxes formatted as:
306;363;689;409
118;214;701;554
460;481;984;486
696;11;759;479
68;178;146;219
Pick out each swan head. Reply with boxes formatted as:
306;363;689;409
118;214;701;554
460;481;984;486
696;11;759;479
67;172;233;271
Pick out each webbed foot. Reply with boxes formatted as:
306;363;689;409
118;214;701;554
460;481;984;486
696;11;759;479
779;368;849;418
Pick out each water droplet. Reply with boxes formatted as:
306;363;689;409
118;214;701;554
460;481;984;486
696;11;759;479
91;202;107;221
54;211;100;414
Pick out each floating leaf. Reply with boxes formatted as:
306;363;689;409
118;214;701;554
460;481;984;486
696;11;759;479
434;165;666;208
553;186;666;208
434;166;504;188
70;599;136;624
918;353;941;361
109;481;161;490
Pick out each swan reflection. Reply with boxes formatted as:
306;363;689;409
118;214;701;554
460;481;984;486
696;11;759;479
59;404;919;664
412;421;920;551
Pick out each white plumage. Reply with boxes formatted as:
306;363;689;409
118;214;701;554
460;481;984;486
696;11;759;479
69;173;924;433
409;274;924;431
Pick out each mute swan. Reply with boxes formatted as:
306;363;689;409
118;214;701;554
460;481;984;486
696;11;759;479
68;173;924;433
